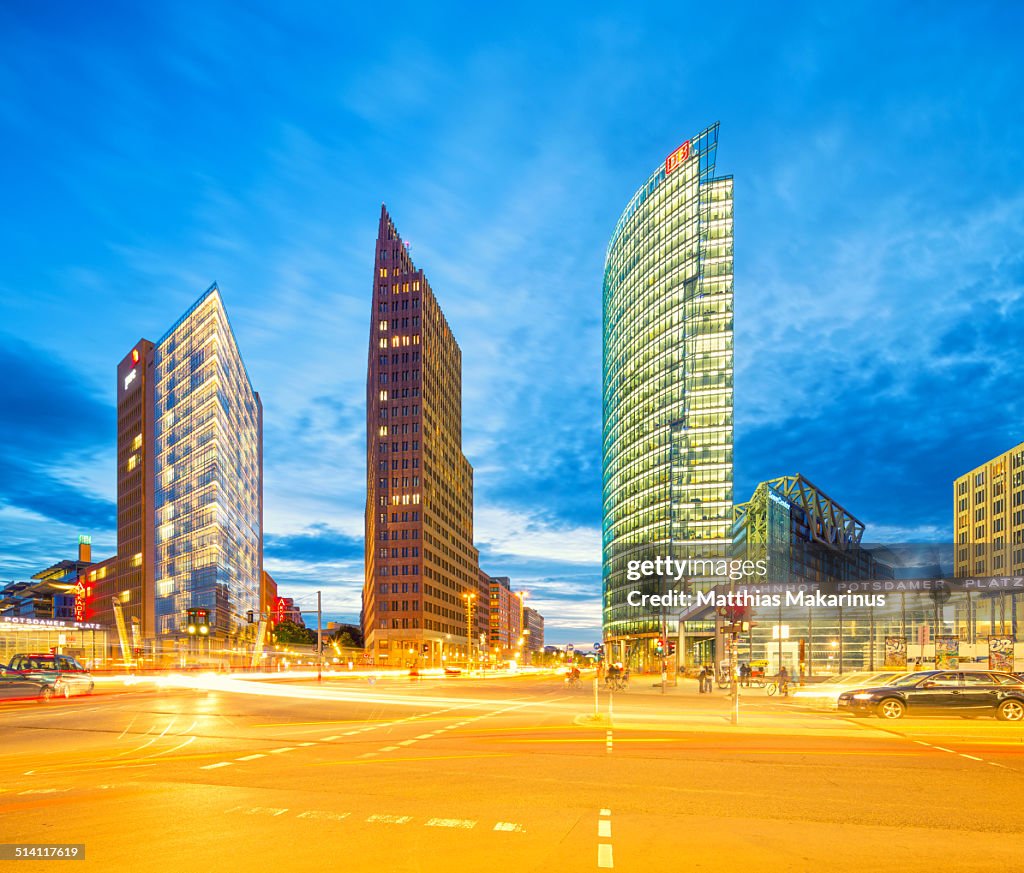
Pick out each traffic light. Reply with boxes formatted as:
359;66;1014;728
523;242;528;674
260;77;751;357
246;609;255;623
186;608;197;634
668;641;676;656
655;637;665;656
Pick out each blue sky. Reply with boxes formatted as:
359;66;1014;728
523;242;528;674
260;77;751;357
1;2;1023;645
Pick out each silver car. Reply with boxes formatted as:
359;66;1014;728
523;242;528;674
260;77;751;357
7;653;95;698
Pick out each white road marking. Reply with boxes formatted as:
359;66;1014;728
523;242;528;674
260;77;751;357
380;746;400;752
415;734;433;739
297;810;350;822
230;806;289;816
426;818;477;829
367;814;412;824
200;762;232;770
18;788;70;795
398;740;416;746
598;820;612;838
961;754;983;761
298;742;316;747
270;747;296;754
600;808;612;816
988;761;1007;768
934;746;956;754
325;735;345;740
914;741;931;747
358;752;377;758
237;754;265;761
598;844;614;868
493;822;525;833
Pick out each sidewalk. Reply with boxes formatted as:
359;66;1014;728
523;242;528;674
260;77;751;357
576;675;879;738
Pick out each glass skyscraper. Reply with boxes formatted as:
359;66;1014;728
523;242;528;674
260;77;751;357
148;284;263;639
602;123;734;653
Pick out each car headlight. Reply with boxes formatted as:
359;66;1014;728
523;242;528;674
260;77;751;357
852;693;875;700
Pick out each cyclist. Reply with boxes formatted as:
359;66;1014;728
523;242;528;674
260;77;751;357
566;665;582;688
605;662;621;690
778;665;790;696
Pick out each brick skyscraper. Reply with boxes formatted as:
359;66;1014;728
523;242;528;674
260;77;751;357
363;206;480;666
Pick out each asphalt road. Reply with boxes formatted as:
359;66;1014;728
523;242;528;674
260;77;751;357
2;671;1023;873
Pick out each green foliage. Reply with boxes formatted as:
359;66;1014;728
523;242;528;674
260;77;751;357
274;620;317;645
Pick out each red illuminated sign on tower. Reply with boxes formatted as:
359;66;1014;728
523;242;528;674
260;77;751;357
131;348;140;364
73;579;87;622
665;140;691;175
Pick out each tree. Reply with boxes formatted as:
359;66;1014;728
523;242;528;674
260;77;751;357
274;620;317;645
331;623;364;648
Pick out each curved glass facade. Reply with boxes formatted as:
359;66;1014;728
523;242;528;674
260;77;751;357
602;123;734;645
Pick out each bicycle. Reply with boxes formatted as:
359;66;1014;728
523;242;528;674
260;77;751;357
766;680;790;697
607;675;629;692
566;675;583;689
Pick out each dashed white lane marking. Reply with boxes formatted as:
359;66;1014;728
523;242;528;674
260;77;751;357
961;753;984;761
606;730;613;753
323;736;342;741
367;814;412;824
271;747;296;754
358;752;377;759
415;734;433;739
297;810;350;822
398;740;416;746
18;788;70;795
934;746;956;754
200;762;232;770
426;818;477;829
989;761;1007;768
228;806;289;816
494;822;526;833
237;754;265;762
598;808;614;868
298;742;316;747
380;746;400;752
914;741;931;746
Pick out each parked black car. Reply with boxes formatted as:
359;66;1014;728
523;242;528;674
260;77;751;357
7;653;95;698
0;666;53;701
837;670;1024;721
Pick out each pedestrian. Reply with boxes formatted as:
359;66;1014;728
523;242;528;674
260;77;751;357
697;665;707;694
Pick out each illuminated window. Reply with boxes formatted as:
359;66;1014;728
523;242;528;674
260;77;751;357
127;454;138;472
119;590;130;603
132;553;142;567
132;434;143;450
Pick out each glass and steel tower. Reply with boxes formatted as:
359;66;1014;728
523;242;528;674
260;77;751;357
150;283;263;640
602;123;734;650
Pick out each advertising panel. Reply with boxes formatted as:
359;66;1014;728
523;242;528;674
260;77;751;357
884;636;907;668
988;636;1014;671
935;636;959;669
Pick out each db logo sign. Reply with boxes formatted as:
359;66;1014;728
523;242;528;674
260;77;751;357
665;140;691;175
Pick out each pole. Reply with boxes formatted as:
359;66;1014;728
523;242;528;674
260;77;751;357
317;590;323;684
466;595;474;672
730;577;739;725
661;575;668;694
594;676;599;718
